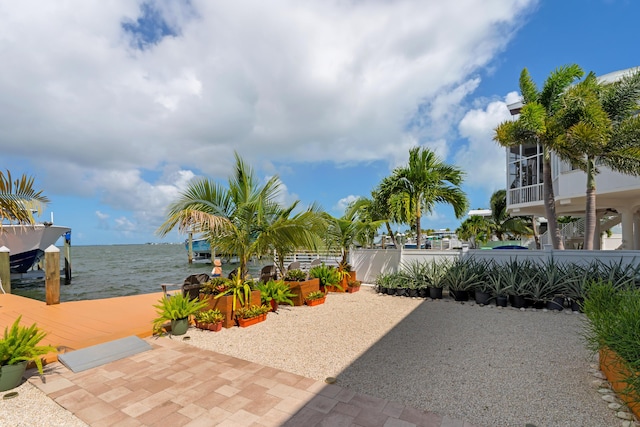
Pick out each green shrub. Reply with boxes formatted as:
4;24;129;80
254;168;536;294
0;316;57;375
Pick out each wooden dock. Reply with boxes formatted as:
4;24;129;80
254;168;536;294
0;292;163;364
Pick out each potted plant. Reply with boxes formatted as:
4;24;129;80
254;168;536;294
400;260;424;298
0;316;57;392
202;277;261;328
235;304;270;327
255;279;297;312
471;259;494;305
425;259;448;299
152;293;208;335
442;257;483;302
338;260;357;289
305;291;326;306
283;269;307;282
309;263;342;292
346;280;361;293
194;309;224;332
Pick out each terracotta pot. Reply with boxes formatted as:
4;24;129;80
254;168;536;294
208;322;223;332
270;300;278;312
306;297;326;306
599;347;640;418
346;286;360;293
237;313;267;328
200;290;262;328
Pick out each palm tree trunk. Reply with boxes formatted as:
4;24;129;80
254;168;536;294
542;150;564;250
583;157;597;250
415;212;421;250
532;216;540;249
385;222;396;247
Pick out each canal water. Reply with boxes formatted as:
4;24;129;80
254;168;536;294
11;244;269;302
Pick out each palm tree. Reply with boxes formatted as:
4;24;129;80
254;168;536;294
488;189;532;240
554;70;640;249
157;153;325;280
386;147;468;249
343;196;389;248
494;65;585;249
0;170;49;226
455;215;492;249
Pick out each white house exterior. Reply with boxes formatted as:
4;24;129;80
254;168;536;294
505;67;640;250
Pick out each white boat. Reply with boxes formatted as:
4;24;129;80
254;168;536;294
0;223;71;273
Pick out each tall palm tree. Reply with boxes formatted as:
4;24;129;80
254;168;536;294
554;69;640;249
387;147;468;249
488;189;532;240
157;153;325;279
494;65;585;249
0;170;49;226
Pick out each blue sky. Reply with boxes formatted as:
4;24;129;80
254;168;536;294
2;0;638;245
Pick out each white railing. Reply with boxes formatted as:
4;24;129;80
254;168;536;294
274;250;342;271
507;183;544;205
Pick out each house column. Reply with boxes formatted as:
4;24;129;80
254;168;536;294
618;207;635;250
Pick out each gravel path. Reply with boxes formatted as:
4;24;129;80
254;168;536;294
183;286;621;427
2;285;625;426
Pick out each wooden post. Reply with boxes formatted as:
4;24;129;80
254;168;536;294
45;245;60;305
0;246;10;294
64;231;72;284
188;232;193;264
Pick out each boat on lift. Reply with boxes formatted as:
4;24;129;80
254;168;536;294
0;222;71;273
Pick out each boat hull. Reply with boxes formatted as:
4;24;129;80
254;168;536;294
0;225;71;273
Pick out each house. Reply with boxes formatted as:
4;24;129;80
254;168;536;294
504;67;640;250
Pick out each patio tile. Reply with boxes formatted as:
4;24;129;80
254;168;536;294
305;394;339;414
178;403;209;420
255;408;291;426
333;401;363;417
353;408;389;427
400;407;443;426
349;393;388;411
383;418;417;427
382;401;406;418
135;401;185;425
316;411;356;427
73;400;120;424
282;406;327;426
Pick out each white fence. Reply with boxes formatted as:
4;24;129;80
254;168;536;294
351;247;640;284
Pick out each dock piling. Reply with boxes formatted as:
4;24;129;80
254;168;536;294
0;246;10;294
64;231;72;284
188;232;193;264
45;245;60;305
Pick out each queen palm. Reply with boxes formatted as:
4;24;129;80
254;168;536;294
0;170;49;225
554;70;640;249
494;65;584;249
157;153;325;280
455;215;492;249
387;147;468;249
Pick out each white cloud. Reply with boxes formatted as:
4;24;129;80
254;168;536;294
455;92;519;193
334;195;360;215
0;0;535;228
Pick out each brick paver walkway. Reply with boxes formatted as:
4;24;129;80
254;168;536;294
30;337;480;427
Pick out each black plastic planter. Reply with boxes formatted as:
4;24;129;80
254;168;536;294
474;290;492;305
449;290;469;301
511;295;527;308
546;296;564;311
429;287;443;299
396;288;407;297
496;295;508;307
407;289;418;298
570;298;583;312
418;288;429;298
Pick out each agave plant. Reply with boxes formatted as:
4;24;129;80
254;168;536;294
528;258;569;303
424;259;449;289
442;257;483;292
595;258;640;290
400;260;427;291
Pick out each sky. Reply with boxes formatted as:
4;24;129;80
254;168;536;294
2;0;639;245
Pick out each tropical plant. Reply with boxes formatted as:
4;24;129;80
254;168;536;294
214;279;255;312
235;304;270;319
456;215;493;248
488;189;533;240
255;280;297;307
309;263;342;290
384;147;468;250
528;258;568;302
494;64;585;249
442;257;483;292
423;259;449;289
400;260;428;290
0;316;56;375
200;277;231;295
152;293;208;333
594;259;640;289
157;152;325;283
305;291;325;301
194;309;224;325
554;69;640;249
342;197;387;249
0;170;50;226
283;269;307;282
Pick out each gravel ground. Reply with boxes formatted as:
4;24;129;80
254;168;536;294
182;286;623;427
0;285;627;427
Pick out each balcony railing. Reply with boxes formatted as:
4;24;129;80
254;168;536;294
507;183;544;205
